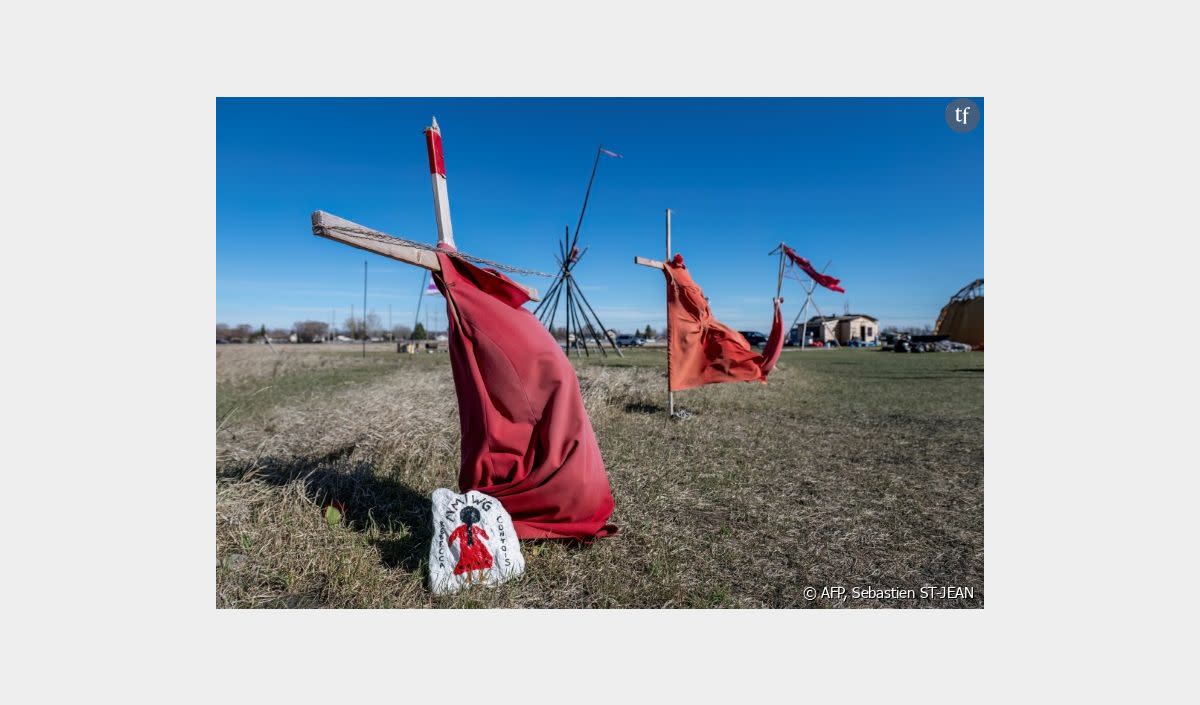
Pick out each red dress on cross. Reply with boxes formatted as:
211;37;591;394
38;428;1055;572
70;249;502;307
662;254;784;391
433;248;617;541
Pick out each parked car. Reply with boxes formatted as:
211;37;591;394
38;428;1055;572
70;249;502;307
893;340;911;353
614;334;644;347
738;330;768;348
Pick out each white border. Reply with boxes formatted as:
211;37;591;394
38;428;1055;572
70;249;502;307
5;0;1193;700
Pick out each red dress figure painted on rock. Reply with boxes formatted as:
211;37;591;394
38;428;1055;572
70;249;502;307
448;506;493;575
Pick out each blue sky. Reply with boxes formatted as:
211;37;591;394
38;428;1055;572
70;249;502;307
217;98;982;333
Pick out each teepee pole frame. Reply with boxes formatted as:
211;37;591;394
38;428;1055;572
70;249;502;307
535;227;622;358
772;243;833;348
531;144;624;358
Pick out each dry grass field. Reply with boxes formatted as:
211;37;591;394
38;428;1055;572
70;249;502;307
216;342;983;608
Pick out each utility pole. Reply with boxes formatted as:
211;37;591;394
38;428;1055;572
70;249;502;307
362;260;368;358
414;270;428;340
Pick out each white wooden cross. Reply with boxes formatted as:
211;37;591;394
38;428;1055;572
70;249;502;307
633;208;674;416
311;117;541;302
636;211;785;417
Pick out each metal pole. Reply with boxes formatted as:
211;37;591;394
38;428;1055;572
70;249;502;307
539;275;565;329
564;244;596;356
542;232;565;343
796;293;810;349
537;276;562;324
576;280;624;357
362;260;368;358
540;258;567;333
537;227;571;323
776;244;786;299
575;293;609;357
571;282;591;357
413;269;428;339
572;146;604;250
570;282;593;357
562;226;577;355
665;208;673;417
565;267;578;357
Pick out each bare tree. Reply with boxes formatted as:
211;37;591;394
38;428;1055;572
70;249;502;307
392;325;413;341
294;320;329;343
216;323;231;341
364;312;383;339
340;314;383;340
232;324;254;342
343;316;363;340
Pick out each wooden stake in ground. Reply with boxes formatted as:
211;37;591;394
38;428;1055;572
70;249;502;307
311;117;546;302
633;208;675;416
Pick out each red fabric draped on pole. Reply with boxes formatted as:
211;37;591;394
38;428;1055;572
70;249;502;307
433;248;617;541
663;254;784;391
782;245;845;293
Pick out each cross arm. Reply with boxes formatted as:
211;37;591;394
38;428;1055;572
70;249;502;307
312;211;442;271
312;210;540;301
633;256;665;270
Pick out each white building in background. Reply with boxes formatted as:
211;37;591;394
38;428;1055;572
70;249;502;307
790;314;879;345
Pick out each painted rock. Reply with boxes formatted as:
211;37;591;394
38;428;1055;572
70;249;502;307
428;488;525;595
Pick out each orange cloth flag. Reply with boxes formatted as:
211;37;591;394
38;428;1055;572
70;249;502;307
663;254;784;391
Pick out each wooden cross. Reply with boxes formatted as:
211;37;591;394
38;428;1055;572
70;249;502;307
310;117;541;302
637;212;785;417
633;208;674;416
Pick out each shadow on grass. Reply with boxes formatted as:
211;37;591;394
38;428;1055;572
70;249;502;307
856;373;979;380
623;401;666;414
219;445;433;572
